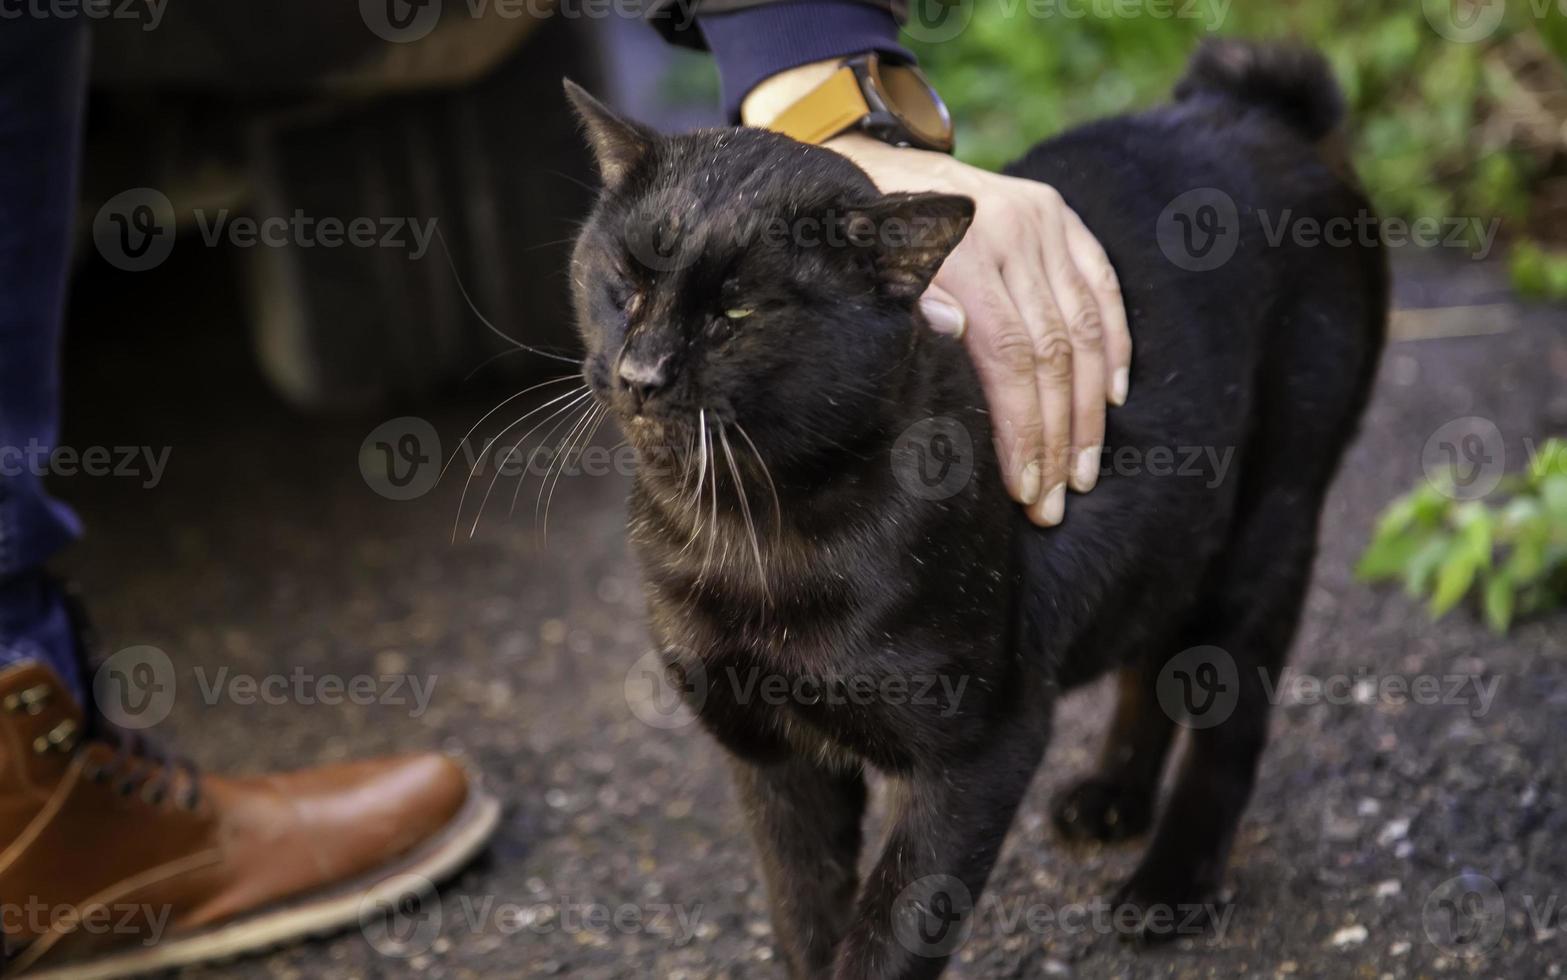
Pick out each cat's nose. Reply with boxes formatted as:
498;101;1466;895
617;352;673;412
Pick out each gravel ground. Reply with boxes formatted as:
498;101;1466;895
54;245;1567;979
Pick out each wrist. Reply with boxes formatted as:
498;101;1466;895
823;131;897;166
826;132;964;193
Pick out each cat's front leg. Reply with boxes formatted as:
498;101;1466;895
833;711;1051;980
730;755;868;979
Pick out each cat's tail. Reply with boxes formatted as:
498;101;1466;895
1173;39;1345;142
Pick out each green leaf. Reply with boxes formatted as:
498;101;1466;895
1373;493;1421;540
1484;572;1515;633
1430;547;1479;618
1406;534;1454;597
1357;530;1427;581
1411;481;1453;525
1528;439;1567;483
1519;584;1552;616
1500;496;1543;534
1456;502;1494;569
1506;531;1549;584
1540;474;1567;524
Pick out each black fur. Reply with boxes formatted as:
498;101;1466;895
567;42;1386;979
1174;38;1346;141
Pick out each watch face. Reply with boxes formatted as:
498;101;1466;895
862;57;954;152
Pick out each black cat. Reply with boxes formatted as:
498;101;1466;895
566;39;1386;979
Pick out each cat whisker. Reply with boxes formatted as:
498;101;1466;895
540;401;608;547
524;236;589;253
435;227;583;366
676;413;710;559
453;385;591;543
783;413;865;459
720;425;770;605
823;374;904;409
439;374;580;486
674;425;698;501
733;422;782;534
699;417;722;585
461;347;562;383
544;168;602;195
502;390;598;523
532;396;602;545
689;409;711;519
468;388;593;540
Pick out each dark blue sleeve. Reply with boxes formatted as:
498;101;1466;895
697;0;914;122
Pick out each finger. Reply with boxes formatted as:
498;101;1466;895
1000;252;1072;526
918;283;967;338
1063;207;1132;406
943;266;1046;510
1042;225;1108;494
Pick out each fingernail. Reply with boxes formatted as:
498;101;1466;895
1019;461;1042;506
920;296;966;338
1111;368;1129;406
1072;446;1101;492
1041;483;1067;526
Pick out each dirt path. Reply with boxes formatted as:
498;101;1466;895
58;249;1567;978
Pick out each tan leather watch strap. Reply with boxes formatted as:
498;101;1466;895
762;65;872;145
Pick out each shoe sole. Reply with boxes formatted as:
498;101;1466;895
22;788;502;979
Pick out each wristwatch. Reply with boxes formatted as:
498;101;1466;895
761;53;955;154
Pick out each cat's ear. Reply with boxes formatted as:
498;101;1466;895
850;193;975;302
563;78;655;189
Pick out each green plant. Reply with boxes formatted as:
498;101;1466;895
1511;239;1567;299
906;0;1566;271
1358;438;1567;632
657;1;1567;287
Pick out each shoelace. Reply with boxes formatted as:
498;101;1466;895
54;581;203;809
84;713;203;810
4;681;201;809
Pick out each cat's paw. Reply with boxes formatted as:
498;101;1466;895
1108;862;1230;946
1050;776;1154;843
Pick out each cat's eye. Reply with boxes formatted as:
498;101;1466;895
724;308;754;320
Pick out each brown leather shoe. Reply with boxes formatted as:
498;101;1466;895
0;662;500;978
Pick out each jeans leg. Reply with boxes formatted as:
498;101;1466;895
0;16;90;703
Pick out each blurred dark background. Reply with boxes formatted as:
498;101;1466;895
75;1;1567;413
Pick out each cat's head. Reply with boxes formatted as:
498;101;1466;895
564;81;973;481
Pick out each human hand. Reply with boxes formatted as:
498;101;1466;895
826;132;1132;527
